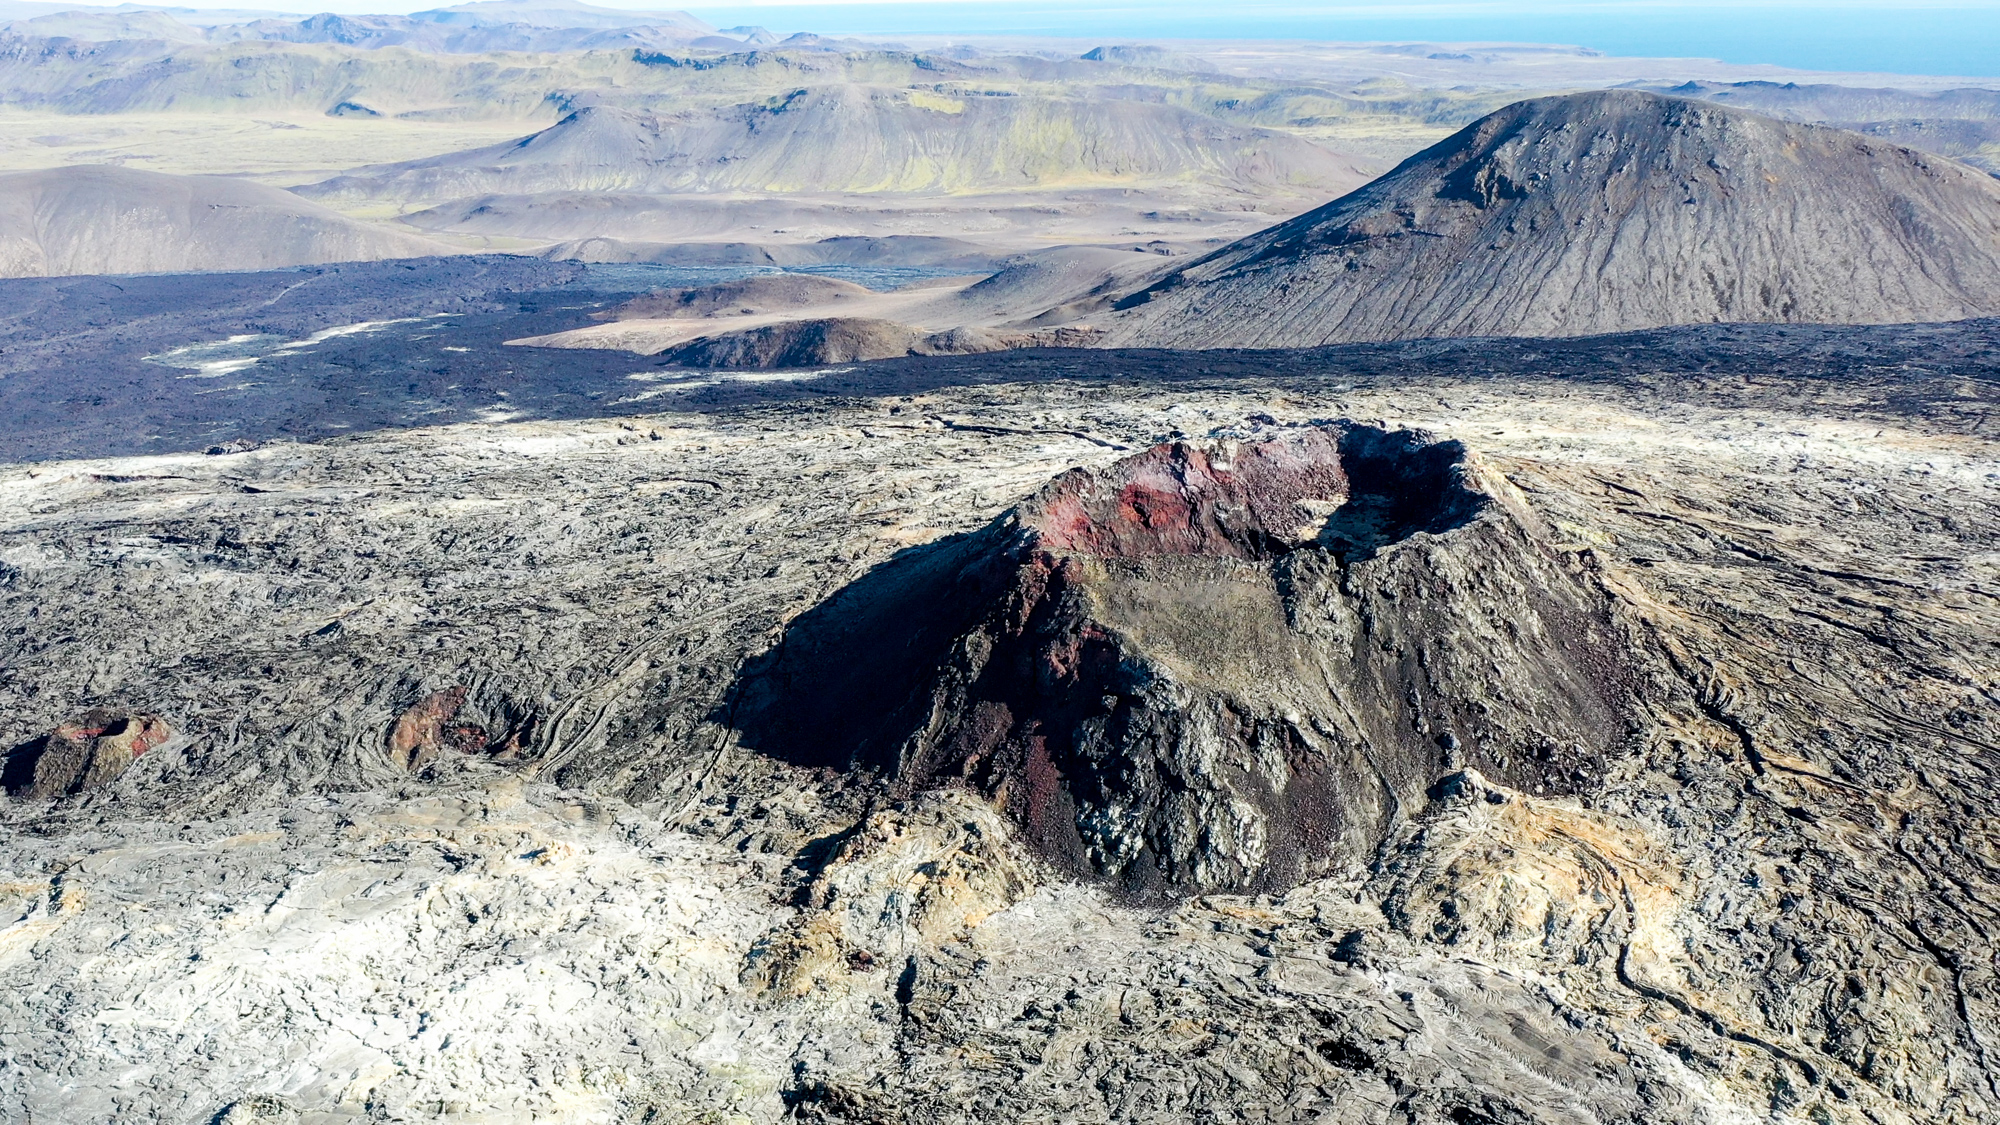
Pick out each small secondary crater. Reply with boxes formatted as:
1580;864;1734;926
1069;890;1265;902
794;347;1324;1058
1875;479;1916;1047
3;709;172;800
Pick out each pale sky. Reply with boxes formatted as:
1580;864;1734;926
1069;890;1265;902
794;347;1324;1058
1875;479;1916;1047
8;0;1997;75
17;0;1997;17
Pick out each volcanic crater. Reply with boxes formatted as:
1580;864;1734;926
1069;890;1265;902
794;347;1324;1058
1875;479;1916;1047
731;423;1645;895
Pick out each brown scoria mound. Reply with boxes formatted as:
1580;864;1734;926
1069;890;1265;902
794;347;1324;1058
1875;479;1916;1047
2;708;172;799
385;684;537;774
727;423;1645;895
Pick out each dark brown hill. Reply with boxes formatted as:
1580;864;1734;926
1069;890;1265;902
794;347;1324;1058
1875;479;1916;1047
595;273;875;321
1107;90;2000;347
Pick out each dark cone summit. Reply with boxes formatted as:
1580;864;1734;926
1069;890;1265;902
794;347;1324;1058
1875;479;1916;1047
730;423;1645;895
1110;89;2000;348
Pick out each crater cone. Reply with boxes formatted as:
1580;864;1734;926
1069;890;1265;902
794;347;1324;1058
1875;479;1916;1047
730;424;1645;895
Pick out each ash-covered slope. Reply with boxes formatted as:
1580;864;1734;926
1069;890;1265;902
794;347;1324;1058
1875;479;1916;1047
1108;90;2000;348
0;165;446;278
300;91;1372;202
731;424;1642;895
1642;81;2000;171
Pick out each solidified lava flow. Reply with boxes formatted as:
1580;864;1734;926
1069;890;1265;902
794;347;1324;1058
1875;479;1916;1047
732;422;1643;895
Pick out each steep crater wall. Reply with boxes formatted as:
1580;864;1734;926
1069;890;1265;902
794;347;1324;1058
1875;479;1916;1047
729;424;1645;895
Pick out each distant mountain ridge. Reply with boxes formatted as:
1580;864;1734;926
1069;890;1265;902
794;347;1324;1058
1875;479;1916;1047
1107;90;2000;347
299;91;1375;201
1648;79;2000;173
206;14;743;54
411;1;710;31
1;2;749;53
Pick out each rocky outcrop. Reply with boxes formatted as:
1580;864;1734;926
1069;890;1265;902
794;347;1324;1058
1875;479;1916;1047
2;708;171;799
731;424;1643;894
1108;90;2000;347
743;790;1036;1000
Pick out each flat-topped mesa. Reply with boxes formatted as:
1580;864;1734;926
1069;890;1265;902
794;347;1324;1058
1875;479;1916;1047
731;423;1645;896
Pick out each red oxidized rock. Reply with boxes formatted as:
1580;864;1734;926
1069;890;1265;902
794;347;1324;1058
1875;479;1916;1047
1026;428;1352;560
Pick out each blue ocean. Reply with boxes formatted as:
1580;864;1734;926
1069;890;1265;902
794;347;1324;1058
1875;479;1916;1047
685;4;2000;78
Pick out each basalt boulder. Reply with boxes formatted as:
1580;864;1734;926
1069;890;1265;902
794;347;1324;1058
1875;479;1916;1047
730;423;1646;895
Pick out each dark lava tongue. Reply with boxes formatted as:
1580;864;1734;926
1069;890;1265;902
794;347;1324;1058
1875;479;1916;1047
730;422;1643;896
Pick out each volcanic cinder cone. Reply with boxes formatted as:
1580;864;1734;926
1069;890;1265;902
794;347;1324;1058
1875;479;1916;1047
1107;89;2000;348
731;423;1646;895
